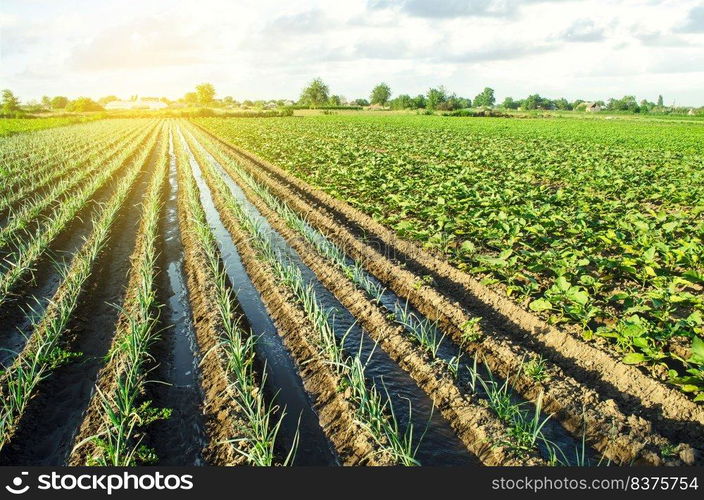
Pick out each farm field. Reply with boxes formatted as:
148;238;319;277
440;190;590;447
0;116;702;467
0;116;103;137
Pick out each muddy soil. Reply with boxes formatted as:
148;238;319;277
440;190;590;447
0;130;160;466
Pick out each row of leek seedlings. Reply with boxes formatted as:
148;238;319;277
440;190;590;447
186;134;418;465
0;132;158;451
0;124;160;307
79;131;170;466
0;123;146;215
0;122;136;199
0;122;157;250
175;130;294;466
190;132;575;464
0;123;121;179
466;358;593;466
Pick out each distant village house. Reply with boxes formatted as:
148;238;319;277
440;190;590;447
585;102;602;112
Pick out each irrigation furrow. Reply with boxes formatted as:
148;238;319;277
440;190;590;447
182;125;477;466
0;122;159;368
177;128;393;465
191;122;701;465
174;131;338;465
173;128;298;465
0;124;161;457
69;126;170;465
144;130;208;465
0;122;159;308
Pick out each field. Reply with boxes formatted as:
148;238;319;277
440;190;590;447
0;116;103;137
0;115;702;467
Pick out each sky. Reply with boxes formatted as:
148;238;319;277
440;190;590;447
1;0;703;106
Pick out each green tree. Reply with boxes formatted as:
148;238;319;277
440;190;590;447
640;99;655;112
328;94;342;106
473;87;496;107
657;94;664;107
41;96;51;108
607;95;639;112
195;83;216;105
412;94;426;108
184;92;198;105
426;86;448;110
66;97;104;112
354;98;370;106
370;82;391;106
299;78;330;108
554;98;571;110
522;94;553;110
501;96;519;109
50;96;68;109
1;89;21;114
390;94;412;110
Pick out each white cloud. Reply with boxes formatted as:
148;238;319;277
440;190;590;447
0;0;702;105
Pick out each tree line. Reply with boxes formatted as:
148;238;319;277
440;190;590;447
296;78;697;114
2;80;700;117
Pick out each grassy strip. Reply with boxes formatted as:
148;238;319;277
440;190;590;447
0;126;159;451
182;128;418;466
175;129;293;465
0;123;159;306
73;126;169;465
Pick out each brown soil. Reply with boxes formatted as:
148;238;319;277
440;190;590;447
191;122;702;465
68;126;170;465
165;132;252;466
0;125;162;465
0;122;159;354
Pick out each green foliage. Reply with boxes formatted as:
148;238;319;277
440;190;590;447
607;95;640;113
2;89;21;115
299;77;330;108
370;82;392;106
195;83;216;105
426;86;448;110
50;96;69;109
196;113;704;399
66;97;104;112
502;97;519;110
0;116;102;136
473;87;495;107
